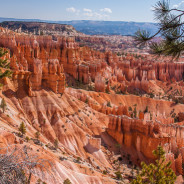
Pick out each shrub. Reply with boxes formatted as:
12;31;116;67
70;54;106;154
25;136;30;142
102;170;107;175
85;98;88;104
63;178;71;184
107;101;111;107
115;171;123;180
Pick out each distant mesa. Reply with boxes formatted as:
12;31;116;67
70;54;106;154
0;18;158;36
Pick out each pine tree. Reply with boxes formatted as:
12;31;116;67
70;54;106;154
0;48;12;80
131;145;176;184
19;122;26;136
54;139;59;149
35;131;40;140
133;106;137;118
144;106;148;113
0;98;7;113
135;0;184;58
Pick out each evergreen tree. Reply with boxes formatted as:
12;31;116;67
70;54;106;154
131;145;176;184
135;0;184;58
144;106;148;113
54;139;59;149
19;122;26;136
35;131;40;140
0;48;12;80
133;106;137;118
0;98;7;113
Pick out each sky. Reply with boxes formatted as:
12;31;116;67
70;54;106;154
0;0;183;22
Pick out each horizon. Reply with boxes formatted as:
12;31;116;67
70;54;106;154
0;0;182;22
0;17;157;24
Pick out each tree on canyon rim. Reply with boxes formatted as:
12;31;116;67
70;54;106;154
131;146;176;184
135;0;184;58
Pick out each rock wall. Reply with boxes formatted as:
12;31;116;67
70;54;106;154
107;114;184;174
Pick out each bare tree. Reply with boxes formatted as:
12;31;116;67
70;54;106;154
0;145;52;184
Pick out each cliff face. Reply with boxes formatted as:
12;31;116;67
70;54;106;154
0;79;117;183
0;21;82;36
107;114;184;175
2;26;184;96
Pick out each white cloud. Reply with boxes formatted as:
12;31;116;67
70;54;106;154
83;11;109;20
84;12;93;17
66;7;80;15
100;8;112;14
173;1;184;8
66;7;76;13
66;7;111;20
83;8;92;13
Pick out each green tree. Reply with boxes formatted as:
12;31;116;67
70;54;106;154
114;170;123;180
107;101;112;107
54;139;59;149
19;122;26;136
0;48;12;80
135;0;184;58
131;145;176;184
63;178;71;184
144;106;148;113
35;131;40;140
0;98;7;113
133;106;137;118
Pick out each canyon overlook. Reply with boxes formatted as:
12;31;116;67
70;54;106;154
0;24;184;184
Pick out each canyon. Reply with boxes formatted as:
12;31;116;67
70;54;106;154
0;23;184;183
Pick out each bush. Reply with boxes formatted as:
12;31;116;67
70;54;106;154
85;98;88;104
107;101;112;107
25;136;30;142
149;93;154;98
115;171;123;180
63;178;72;184
102;170;107;175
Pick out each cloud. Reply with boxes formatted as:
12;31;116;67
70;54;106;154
173;1;184;8
83;11;109;20
83;8;92;13
66;7;111;20
66;7;80;15
100;8;112;14
66;7;76;13
84;12;93;17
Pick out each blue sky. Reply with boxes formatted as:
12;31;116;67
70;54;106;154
0;0;183;22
